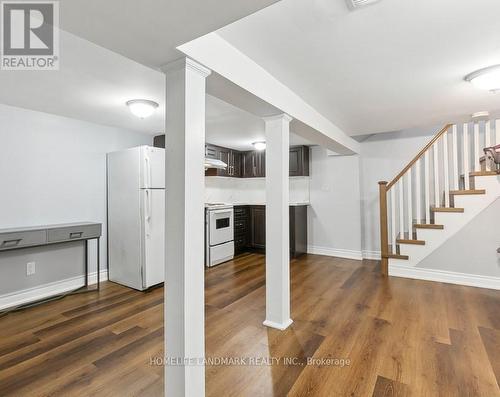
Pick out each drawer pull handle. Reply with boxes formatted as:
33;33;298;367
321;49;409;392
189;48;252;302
2;239;22;247
70;232;83;239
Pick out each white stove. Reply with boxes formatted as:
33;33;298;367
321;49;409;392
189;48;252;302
205;203;234;267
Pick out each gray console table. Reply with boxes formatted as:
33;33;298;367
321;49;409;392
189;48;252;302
0;222;102;291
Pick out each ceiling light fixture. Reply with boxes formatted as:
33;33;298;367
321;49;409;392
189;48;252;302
346;0;380;9
252;141;266;151
465;65;500;92
126;99;159;118
471;111;490;121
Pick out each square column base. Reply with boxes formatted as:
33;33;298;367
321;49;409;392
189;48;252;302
263;318;293;330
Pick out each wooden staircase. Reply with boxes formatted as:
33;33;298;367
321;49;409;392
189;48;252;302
378;121;500;275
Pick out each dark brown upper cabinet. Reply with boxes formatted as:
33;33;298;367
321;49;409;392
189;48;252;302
205;143;217;159
289;145;310;177
203;142;310;178
205;144;242;177
242;150;266;178
153;134;166;149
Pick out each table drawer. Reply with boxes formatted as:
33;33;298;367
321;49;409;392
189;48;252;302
47;224;101;243
0;230;47;250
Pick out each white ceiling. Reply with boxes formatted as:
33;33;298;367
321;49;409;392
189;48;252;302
0;27;311;147
0;29;166;134
58;0;279;68
217;0;500;135
206;95;313;150
0;1;280;135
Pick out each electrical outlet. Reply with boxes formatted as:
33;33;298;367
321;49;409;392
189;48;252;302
26;262;36;276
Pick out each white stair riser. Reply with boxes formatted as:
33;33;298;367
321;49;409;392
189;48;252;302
433;211;464;225
399;243;426;258
473;175;500;191
415;228;444;241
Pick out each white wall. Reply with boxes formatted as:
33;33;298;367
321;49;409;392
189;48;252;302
417;197;500;278
359;126;439;256
205;176;310;204
0;104;151;296
307;146;362;259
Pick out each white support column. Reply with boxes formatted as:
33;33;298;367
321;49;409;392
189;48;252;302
263;113;293;330
162;58;211;397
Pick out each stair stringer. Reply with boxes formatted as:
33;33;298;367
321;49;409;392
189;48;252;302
389;175;500;270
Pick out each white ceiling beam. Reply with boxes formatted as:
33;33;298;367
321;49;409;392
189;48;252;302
178;33;360;155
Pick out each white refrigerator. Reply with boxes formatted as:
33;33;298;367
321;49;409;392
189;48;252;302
107;146;165;290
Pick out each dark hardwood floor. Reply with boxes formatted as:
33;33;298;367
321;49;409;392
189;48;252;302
0;253;499;396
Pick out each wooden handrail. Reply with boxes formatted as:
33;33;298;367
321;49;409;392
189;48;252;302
386;124;453;190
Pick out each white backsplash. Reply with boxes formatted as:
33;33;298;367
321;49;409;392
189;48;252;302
205;176;310;204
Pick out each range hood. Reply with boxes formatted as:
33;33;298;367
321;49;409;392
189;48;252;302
204;158;227;170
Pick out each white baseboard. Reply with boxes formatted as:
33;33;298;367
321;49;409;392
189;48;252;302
307;245;363;261
389;264;500;290
263;318;293;330
0;269;108;311
362;250;381;260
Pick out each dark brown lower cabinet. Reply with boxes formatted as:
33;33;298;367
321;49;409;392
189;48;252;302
234;205;307;258
234;206;250;254
289;205;308;258
250;206;266;249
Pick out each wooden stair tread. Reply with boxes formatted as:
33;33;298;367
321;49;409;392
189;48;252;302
414;224;444;229
449;189;485;195
469;171;498;177
396;238;425;245
431;207;464;213
388;253;409;260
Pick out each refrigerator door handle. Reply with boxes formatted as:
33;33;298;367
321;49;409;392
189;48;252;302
145;155;151;188
145;190;152;225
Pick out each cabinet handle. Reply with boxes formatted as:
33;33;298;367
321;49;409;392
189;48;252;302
2;239;22;247
70;232;83;239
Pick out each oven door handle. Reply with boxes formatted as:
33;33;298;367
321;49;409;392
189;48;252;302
211;209;233;215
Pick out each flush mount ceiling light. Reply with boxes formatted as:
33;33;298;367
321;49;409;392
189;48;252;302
252;141;266;151
126;99;159;119
471;111;490;121
465;65;500;92
346;0;381;9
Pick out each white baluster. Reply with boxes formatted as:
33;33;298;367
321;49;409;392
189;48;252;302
474;122;480;172
433;142;439;207
485;121;491;171
415;158;421;223
443;129;450;207
391;187;396;249
424;151;430;223
407;170;413;235
485;120;491;147
496;119;500;145
463;123;470;190
452;124;459;190
399;179;404;238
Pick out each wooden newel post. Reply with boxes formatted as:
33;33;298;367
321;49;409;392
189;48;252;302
378;181;389;276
